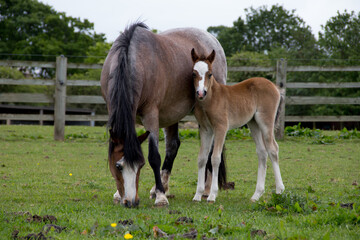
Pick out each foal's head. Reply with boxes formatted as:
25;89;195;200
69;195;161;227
109;130;149;207
191;48;216;101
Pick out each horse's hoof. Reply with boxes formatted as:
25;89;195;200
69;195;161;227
113;190;121;204
149;186;156;199
155;191;169;206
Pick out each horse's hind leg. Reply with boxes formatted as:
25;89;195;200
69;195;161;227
255;116;285;196
144;113;169;206
150;123;180;198
248;121;268;202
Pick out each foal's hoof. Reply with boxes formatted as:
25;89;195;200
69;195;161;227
154;191;169;206
192;193;202;202
276;185;285;194
207;194;216;203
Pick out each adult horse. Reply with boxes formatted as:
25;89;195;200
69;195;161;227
100;22;227;207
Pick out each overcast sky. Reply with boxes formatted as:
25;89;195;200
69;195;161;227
39;0;360;42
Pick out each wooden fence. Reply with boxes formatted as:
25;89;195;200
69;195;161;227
0;57;360;140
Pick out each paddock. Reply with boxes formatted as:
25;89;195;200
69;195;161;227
1;125;359;239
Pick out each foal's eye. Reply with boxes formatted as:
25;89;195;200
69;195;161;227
208;73;213;78
192;72;197;78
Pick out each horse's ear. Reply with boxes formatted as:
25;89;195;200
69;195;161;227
191;48;199;63
138;131;150;144
207;50;216;63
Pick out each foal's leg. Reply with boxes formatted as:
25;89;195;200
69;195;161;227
256;116;285;196
143;113;169;206
207;126;227;202
150;123;180;198
248;121;268;202
193;127;213;202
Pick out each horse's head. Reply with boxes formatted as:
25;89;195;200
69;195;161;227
109;130;150;207
191;48;216;101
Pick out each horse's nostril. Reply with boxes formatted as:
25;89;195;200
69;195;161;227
196;90;200;96
203;90;207;96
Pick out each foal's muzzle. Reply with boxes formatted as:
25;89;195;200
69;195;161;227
196;90;207;100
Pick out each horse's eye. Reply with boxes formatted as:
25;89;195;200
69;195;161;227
192;72;197;78
209;73;213;78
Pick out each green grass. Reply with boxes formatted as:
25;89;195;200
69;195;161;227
0;125;359;239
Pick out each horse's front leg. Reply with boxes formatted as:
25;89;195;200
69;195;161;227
193;127;213;202
207;126;227;202
150;123;180;198
144;114;169;206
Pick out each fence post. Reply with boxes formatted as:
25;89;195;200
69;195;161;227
275;59;287;140
54;56;67;141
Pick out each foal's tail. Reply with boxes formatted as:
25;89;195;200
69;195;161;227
205;143;227;189
274;87;285;130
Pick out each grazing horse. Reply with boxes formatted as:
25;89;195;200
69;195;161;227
100;22;227;207
191;48;285;203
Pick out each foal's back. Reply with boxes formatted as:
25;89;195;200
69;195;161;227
224;77;281;129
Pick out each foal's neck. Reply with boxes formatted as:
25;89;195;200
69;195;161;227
198;79;224;105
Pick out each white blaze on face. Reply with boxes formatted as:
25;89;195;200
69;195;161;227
119;160;138;202
194;61;209;96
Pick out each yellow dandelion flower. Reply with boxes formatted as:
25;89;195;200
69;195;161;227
124;233;133;239
111;223;117;228
69;173;73;176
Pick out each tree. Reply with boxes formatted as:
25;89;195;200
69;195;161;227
0;0;105;62
319;10;360;62
207;5;319;59
208;17;247;57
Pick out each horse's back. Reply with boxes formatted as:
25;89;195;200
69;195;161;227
160;28;227;84
102;25;227;127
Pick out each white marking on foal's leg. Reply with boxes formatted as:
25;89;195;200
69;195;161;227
272;160;285;194
248;122;268;202
207;155;220;202
193;130;213;202
113;190;121;204
251;157;267;202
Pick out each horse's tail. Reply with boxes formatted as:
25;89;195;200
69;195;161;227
274;86;285;130
205;142;227;189
108;22;148;168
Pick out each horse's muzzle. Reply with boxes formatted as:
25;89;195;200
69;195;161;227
196;90;207;100
122;198;140;208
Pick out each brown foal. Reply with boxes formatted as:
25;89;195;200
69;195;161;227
191;48;285;202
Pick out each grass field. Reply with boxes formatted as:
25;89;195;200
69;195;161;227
0;125;359;239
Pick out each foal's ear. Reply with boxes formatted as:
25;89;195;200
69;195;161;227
207;50;216;63
191;48;199;63
138;131;150;144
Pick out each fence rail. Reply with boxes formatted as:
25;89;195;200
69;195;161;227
1;58;360;140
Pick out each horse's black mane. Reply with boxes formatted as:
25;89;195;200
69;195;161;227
108;22;149;168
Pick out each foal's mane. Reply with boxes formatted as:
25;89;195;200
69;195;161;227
108;22;149;168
